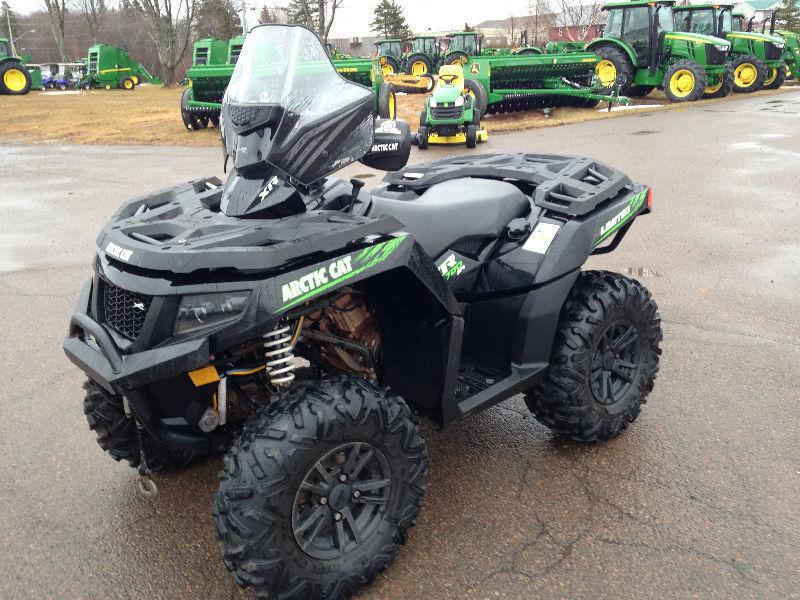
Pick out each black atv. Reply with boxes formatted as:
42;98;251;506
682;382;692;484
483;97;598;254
64;24;662;600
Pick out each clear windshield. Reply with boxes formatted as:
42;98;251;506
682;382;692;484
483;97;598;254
688;9;716;35
0;41;9;58
721;9;733;32
730;14;742;31
223;25;374;185
226;26;371;111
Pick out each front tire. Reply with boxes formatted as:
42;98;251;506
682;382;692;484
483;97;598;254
213;376;427;600
762;61;787;90
663;60;707;102
703;64;734;99
525;271;662;442
731;55;767;93
83;380;203;471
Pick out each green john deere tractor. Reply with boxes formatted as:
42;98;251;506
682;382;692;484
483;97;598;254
403;35;442;75
758;10;800;81
674;3;787;92
587;0;733;101
183;35;399;131
80;44;162;90
0;37;33;95
374;38;404;76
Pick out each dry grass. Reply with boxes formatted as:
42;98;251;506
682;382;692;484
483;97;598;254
1;81;797;147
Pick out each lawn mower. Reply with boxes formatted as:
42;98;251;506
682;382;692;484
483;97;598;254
417;64;487;149
64;24;663;600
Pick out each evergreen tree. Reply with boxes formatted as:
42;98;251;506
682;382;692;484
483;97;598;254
195;0;242;40
1;1;19;42
370;0;412;39
778;0;800;31
287;0;318;29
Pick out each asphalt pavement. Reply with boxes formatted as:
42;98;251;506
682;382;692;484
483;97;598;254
1;91;798;600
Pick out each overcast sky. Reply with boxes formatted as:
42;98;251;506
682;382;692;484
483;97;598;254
6;0;532;38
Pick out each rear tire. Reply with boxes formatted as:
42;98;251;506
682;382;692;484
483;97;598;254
463;78;488;115
627;85;655;97
213;376;427;600
730;55;767;93
83;380;204;471
0;62;32;95
405;53;433;76
593;45;635;94
525;271;662;442
702;64;734;99
445;50;469;66
762;61;787;90
377;82;396;119
662;60;707;102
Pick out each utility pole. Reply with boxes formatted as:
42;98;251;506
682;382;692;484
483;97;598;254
3;1;15;52
241;0;248;35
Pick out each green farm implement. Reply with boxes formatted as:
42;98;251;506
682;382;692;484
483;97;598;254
584;0;732;101
674;3;787;92
0;37;33;95
183;35;398;131
461;51;627;114
80;44;161;90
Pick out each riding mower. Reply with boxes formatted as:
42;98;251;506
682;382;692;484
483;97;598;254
64;24;663;600
417;64;487;149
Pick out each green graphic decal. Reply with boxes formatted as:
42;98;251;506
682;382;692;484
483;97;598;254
275;235;407;313
593;189;648;247
437;253;465;280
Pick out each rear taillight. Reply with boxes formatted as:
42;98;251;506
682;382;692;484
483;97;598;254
646;188;653;210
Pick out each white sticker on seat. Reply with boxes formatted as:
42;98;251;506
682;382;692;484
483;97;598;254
522;222;560;254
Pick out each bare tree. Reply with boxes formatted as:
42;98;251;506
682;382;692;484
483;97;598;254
505;15;517;47
72;0;106;43
132;0;198;85
548;0;602;41
42;0;68;60
526;0;554;45
316;0;342;44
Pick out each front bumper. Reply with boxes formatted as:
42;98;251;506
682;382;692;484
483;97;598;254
63;280;210;396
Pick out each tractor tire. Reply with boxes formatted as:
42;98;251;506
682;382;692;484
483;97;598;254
730;55;767;93
419;109;427;127
593;45;635;94
464;78;488;116
472;107;481;126
83;380;205;471
703;64;734;99
212;376;427;600
417;126;429;149
627;85;655;97
377;82;397;119
445;51;469;66
465;125;478;148
762;61;787;90
515;47;542;55
406;53;433;76
524;271;662;442
420;72;435;92
0;61;32;95
104;83;112;90
662;60;707;102
209;115;220;128
121;77;135;91
380;55;400;77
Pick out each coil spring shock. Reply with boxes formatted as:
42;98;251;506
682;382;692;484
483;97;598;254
263;322;296;386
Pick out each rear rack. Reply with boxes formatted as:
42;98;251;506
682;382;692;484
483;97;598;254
385;153;633;217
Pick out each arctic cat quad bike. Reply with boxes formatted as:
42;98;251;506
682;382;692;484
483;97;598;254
417;64;487;149
64;25;662;600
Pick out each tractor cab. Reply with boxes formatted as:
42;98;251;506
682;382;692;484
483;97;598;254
444;32;482;64
411;36;438;56
602;0;676;68
374;39;403;60
0;38;11;58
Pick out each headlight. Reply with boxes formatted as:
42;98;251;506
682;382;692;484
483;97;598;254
715;45;728;52
454;95;464;107
429;96;437;108
175;291;250;335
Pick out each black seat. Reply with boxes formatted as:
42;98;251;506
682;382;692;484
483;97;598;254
368;178;530;258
